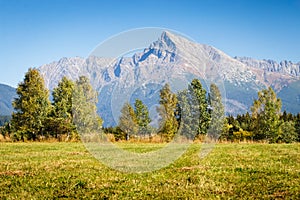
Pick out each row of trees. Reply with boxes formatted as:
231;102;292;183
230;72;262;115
1;68;299;143
1;68;101;141
225;112;300;143
115;79;225;142
118;99;151;141
113;82;300;143
223;87;300;143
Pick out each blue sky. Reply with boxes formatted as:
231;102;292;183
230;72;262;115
1;0;300;87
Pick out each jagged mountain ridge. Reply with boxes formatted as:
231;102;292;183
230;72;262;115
38;31;300;126
235;56;300;77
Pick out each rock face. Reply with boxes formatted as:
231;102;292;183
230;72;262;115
37;31;300;126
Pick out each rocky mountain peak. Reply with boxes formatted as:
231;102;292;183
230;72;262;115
149;31;177;53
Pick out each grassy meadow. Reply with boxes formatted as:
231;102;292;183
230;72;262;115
0;142;299;199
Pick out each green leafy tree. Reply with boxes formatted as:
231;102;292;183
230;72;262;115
11;68;51;141
157;84;178;142
72;76;102;138
47;77;76;140
221;122;234;141
189;79;210;136
119;102;138;140
177;89;196;139
232;128;253;142
251;87;282;143
134;99;151;138
176;79;211;140
277;121;297;143
208;83;226;140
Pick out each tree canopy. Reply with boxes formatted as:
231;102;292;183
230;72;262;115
72;76;102;136
11;68;51;141
157;84;178;142
251;87;282;142
47;76;76;140
134;99;151;137
118;102;137;140
208;83;226;140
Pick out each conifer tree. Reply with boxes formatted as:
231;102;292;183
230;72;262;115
11;68;51;141
134;99;151;137
281;110;294;122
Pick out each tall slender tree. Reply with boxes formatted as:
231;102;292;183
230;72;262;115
119;102;137;140
72;76;102;137
189;79;210;136
134;99;151;137
157;84;178;142
208;83;226;140
11;68;51;141
251;87;282;142
177;88;198;140
48;76;76;139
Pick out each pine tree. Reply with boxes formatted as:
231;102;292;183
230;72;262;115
119;102;138;140
251;87;282;143
208;83;226;140
281;110;294;122
11;68;51;141
48;76;76;140
243;112;252;132
134;99;151;138
72;76;102;138
157;84;178;142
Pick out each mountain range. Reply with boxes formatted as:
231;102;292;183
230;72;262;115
0;84;16;116
1;31;300;126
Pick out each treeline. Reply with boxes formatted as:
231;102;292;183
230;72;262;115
106;82;300;143
222;87;300;143
0;68;299;143
0;68;101;141
225;111;300;143
108;79;225;142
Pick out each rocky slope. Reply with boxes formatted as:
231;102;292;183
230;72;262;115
0;84;16;116
235;56;300;77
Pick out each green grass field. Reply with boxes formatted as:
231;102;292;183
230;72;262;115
0;142;299;199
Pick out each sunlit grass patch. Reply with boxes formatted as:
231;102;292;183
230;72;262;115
0;142;299;199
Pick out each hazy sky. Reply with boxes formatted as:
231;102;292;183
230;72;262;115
1;0;300;87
